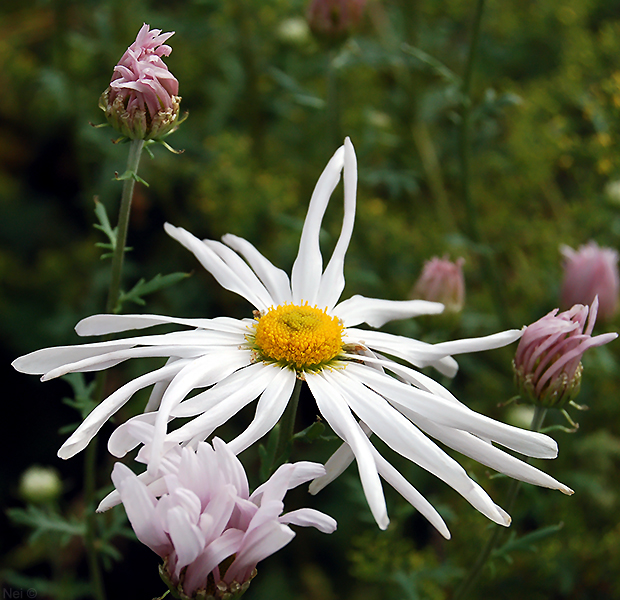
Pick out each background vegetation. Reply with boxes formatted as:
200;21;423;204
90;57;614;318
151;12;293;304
2;0;620;598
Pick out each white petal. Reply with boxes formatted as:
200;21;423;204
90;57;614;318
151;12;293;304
57;360;190;460
305;372;389;529
327;369;510;525
149;353;251;474
227;367;296;455
317;137;357;310
222;233;292;306
171;361;265;418
415;416;573;494
348;363;558;459
335;295;444;327
165;366;278;448
345;328;460;377
371;450;451;539
75;314;249;336
165;223;270;311
291;145;345;306
308;441;354;495
203;239;275;309
428;329;523;356
279;508;337;533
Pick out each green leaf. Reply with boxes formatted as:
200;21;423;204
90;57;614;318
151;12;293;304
117;272;191;309
61;373;97;419
259;424;281;481
492;522;564;562
7;506;85;545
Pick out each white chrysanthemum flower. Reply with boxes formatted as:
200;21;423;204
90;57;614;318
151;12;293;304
105;438;336;599
13;138;572;536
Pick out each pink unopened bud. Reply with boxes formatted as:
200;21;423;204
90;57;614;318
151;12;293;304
100;24;181;140
411;256;465;313
513;299;617;408
560;242;619;321
306;0;367;41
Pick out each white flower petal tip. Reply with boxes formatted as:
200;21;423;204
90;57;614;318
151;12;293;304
497;506;512;527
560;485;575;496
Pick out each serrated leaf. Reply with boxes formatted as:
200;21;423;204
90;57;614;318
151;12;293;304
7;506;85;544
117;272;191;309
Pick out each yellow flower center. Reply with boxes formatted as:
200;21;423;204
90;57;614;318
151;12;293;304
249;303;344;371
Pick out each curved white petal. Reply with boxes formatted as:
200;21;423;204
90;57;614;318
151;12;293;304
165;223;270;311
279;508;337;533
203;239;275;309
327;369;509;525
222;234;292;306
305;372;389;530
348;362;558;459
317;137;357;310
75;314;249;337
308;441;354;495
371;449;451;539
149;353;250;474
57;360;191;460
414;415;573;494
227;367;296;455
165;364;279;446
335;295;444;327
291;145;345;306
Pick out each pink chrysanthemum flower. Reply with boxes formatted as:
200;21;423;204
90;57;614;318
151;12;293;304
514;298;617;408
100;24;181;140
560;242;619;322
411;256;466;313
102;438;336;600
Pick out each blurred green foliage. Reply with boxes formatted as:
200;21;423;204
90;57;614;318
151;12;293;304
2;0;620;599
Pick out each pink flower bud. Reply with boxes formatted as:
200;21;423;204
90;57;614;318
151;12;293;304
411;256;465;313
306;0;367;41
100;24;181;140
560;242;619;321
513;299;617;408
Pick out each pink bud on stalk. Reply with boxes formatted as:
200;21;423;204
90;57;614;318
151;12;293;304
560;242;619;322
100;24;181;140
306;0;367;41
411;256;465;313
513;299;617;408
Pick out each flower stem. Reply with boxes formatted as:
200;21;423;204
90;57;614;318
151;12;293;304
452;405;548;600
83;138;145;600
106;138;144;314
272;378;303;471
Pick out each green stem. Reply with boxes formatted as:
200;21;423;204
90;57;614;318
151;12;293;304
106;138;144;314
458;0;510;329
83;138;144;600
272;378;303;472
453;405;548;600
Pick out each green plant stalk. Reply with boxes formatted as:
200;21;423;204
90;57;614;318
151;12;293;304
271;378;303;473
452;405;548;600
458;0;510;329
106;138;144;314
83;137;144;600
